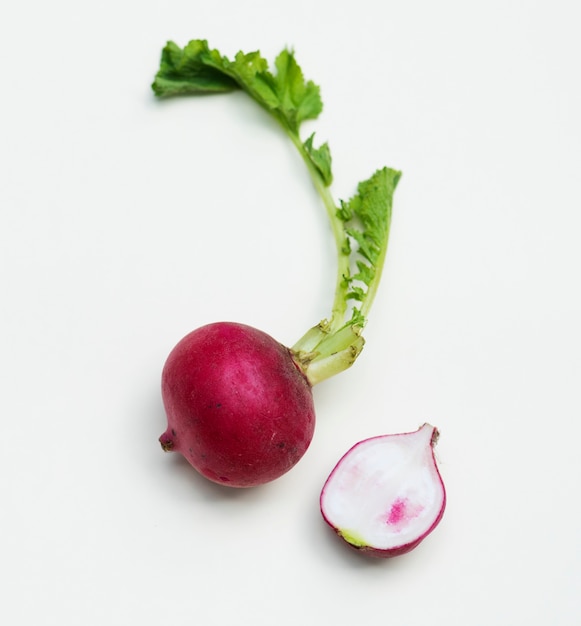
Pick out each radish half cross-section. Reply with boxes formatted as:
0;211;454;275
320;424;446;557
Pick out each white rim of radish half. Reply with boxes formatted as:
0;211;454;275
320;424;446;553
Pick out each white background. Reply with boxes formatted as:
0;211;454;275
1;1;580;624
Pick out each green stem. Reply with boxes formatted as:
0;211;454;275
286;131;350;332
280;128;367;386
151;40;398;386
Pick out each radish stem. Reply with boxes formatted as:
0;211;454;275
152;40;401;385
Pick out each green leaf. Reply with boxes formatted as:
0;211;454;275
304;133;333;186
331;167;401;324
347;227;377;265
228;51;280;109
152;40;324;137
353;260;375;285
152;40;239;96
350;308;366;326
336;199;352;222
342;167;401;288
347;286;366;301
272;50;323;132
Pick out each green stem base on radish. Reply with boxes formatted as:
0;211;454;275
152;40;401;386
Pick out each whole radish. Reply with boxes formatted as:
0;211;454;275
160;322;315;487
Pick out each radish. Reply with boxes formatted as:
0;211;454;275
159;322;315;487
320;424;446;557
152;40;445;555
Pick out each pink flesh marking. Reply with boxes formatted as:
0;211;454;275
386;498;407;524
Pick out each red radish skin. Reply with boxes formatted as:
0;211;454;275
160;322;316;488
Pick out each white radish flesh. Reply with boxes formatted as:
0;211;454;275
320;424;446;557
